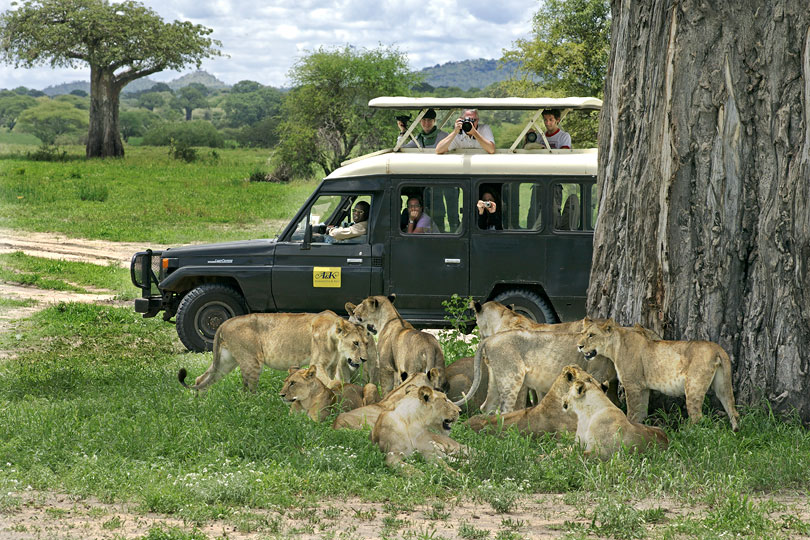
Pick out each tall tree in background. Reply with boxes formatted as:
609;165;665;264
502;0;610;97
0;0;220;157
171;82;210;121
592;2;810;420
273;46;416;179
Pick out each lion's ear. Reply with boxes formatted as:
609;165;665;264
472;300;482;313
335;323;344;335
370;297;379;309
387;293;397;304
564;366;575;382
345;302;356;316
288;366;299;375
575;382;585;396
602;320;616;333
418;386;432;403
507;303;515;311
562;399;569;411
600;380;610;393
304;366;317;379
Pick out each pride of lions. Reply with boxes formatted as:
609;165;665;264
178;294;740;470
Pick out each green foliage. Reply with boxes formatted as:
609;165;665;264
137;92;166;111
439;294;478;363
76;180;109;201
502;0;611;97
221;85;283;128
417;59;528;91
168;138;197;162
0;0;222;157
142;120;223;148
273;45;417;178
0;91;37;130
15;100;88;145
119;109;159;142
170;83;210;121
24;144;69;161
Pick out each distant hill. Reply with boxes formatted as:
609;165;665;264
41;71;229;96
416;59;525;90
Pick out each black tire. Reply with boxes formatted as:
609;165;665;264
492;289;558;324
176;284;247;352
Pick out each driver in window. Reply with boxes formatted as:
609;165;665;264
325;201;369;243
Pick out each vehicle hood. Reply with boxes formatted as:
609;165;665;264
162;238;277;263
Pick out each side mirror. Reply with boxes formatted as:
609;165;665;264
302;223;312;250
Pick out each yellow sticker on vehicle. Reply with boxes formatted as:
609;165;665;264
313;267;341;288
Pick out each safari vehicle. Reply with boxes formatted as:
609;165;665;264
131;96;602;352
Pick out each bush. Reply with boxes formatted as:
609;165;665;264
142;120;224;148
168;139;198;162
25;144;68;162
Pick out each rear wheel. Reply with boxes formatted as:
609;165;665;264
493;289;558;324
176;284;247;352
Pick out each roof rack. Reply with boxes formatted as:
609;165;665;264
369;96;602;153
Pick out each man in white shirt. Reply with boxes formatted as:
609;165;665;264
435;109;495;154
539;109;572;149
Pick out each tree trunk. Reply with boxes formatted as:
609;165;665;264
592;1;810;420
87;66;124;158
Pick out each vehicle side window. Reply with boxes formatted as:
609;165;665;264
484;182;543;231
553;183;583;231
290;194;371;243
588;183;598;231
400;186;463;234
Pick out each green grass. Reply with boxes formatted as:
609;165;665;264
0;131;42;146
0;145;318;244
0;251;135;299
1;302;809;539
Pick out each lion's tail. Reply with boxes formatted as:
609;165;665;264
454;340;485;408
178;367;193;389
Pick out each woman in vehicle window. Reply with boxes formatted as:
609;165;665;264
477;191;503;230
404;196;432;234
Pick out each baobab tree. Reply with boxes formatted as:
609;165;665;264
591;1;810;421
0;0;221;157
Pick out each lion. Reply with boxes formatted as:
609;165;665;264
279;365;378;422
455;329;617;414
347;295;444;394
332;369;445;430
371;385;465;472
577;318;740;431
178;311;375;393
562;365;669;459
466;364;581;435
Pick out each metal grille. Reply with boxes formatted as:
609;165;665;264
371;257;383;267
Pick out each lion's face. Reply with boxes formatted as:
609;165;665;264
279;366;320;403
577;319;616;359
409;386;460;433
346;295;395;335
334;320;374;370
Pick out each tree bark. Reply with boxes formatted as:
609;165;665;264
592;1;810;420
87;66;125;158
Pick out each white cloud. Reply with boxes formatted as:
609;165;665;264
0;0;536;90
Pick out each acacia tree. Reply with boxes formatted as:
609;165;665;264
273;45;416;179
0;0;220;157
591;1;810;421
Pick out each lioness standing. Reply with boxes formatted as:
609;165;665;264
577;318;740;431
178;311;374;393
347;295;444;394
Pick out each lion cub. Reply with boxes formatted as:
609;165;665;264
371;385;465;472
279;366;378;422
562;366;668;459
577;318;740;431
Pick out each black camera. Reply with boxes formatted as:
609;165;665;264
316;224;327;234
461;117;475;133
525;131;538;143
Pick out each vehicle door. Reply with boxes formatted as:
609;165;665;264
388;181;469;313
272;193;374;312
469;179;548;296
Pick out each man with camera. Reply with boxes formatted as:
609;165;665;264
435;109;495;154
396;109;449;149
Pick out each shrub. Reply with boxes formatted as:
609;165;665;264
142;120;224;148
168;138;197;162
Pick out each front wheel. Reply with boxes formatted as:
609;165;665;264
493;289;558;324
176;284;247;352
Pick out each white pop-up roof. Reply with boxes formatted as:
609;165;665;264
369;96;602;152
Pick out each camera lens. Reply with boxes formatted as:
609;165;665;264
526;132;537;143
484;201;492;208
461;120;473;133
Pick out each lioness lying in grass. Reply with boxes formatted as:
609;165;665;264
279;366;378;422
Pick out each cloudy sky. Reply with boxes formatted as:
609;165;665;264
0;0;538;91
